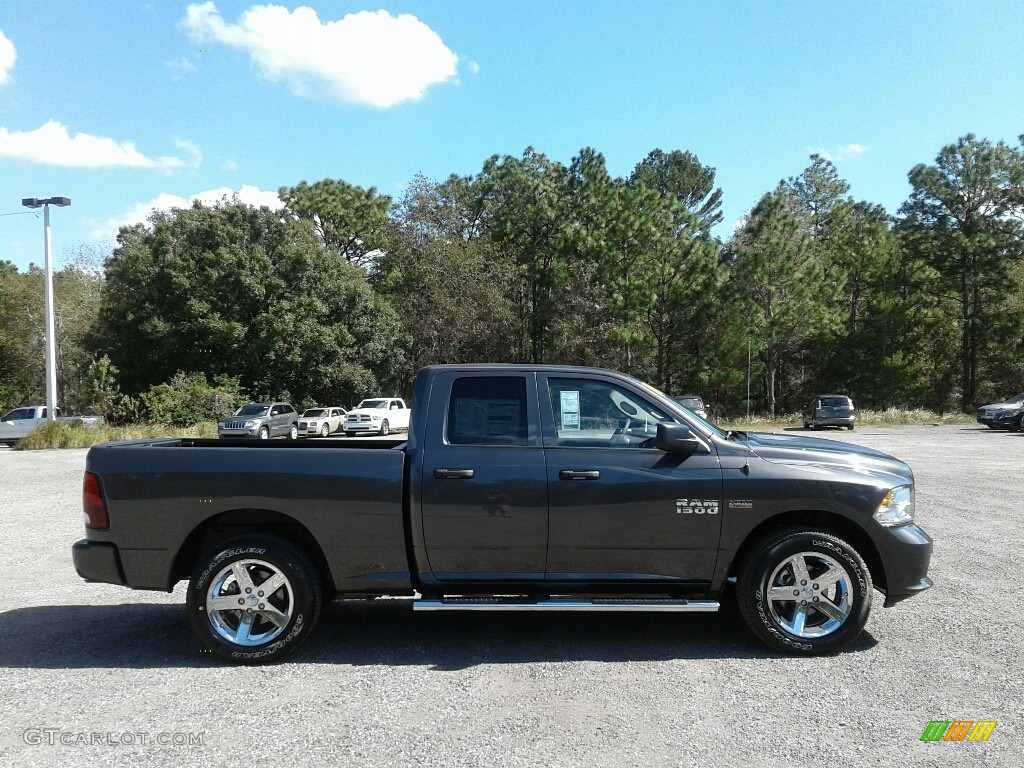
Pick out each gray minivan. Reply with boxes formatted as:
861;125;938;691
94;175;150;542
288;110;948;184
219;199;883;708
803;395;856;430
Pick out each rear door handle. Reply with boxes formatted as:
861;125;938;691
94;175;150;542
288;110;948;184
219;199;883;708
559;470;601;481
434;469;475;479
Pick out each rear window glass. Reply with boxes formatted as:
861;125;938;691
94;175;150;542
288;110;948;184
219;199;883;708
447;377;528;446
819;397;852;408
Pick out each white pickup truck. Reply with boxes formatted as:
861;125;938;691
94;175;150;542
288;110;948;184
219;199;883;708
0;406;102;445
342;398;410;436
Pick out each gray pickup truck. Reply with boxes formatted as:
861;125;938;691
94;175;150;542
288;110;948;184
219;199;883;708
73;364;933;664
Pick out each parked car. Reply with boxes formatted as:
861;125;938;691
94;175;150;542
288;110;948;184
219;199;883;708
990;406;1024;432
218;402;298;440
976;393;1024;429
803;395;856;430
298;407;347;437
673;395;708;420
0;405;102;446
72;363;933;664
343;398;410;436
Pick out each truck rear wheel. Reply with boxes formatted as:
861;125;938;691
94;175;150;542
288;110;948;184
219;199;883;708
187;534;322;664
736;528;872;655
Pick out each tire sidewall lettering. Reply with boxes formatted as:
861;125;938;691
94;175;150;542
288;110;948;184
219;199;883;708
195;547;268;592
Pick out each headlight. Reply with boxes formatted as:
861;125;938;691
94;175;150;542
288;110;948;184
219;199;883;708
243;420;255;428
874;485;915;527
371;415;381;421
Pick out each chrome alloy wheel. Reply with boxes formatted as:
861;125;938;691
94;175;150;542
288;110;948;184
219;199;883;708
205;559;294;646
765;551;853;638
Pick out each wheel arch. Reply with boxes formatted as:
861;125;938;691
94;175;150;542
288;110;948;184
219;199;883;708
727;510;886;593
170;509;336;594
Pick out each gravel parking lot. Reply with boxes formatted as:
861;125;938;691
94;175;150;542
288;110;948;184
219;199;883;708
1;426;1021;767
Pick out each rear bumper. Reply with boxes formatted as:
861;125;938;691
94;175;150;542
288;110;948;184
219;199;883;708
72;539;126;586
813;416;855;427
873;523;934;607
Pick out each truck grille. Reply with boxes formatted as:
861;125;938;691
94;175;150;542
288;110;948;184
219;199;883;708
222;421;248;429
347;415;372;422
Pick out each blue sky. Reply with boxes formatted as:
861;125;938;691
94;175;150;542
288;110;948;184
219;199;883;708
1;1;1022;272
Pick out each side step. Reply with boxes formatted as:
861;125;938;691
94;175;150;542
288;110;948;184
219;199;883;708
413;597;719;612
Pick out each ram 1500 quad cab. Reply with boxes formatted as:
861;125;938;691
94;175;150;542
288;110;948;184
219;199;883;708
72;365;933;663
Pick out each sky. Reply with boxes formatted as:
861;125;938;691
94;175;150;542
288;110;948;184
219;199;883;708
1;1;1022;272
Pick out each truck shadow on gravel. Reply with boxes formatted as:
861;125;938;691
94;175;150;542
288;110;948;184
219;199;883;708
0;597;879;669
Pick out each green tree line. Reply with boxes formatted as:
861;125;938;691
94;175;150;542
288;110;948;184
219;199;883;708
2;131;1022;421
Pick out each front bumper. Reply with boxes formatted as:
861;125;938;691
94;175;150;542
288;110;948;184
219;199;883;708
872;523;934;607
218;428;259;438
344;423;381;433
72;539;126;586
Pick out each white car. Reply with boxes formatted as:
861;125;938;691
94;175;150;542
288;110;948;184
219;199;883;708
298;407;347;437
343;398;410;436
0;405;102;445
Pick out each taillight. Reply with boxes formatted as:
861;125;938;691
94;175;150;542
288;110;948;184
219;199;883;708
83;472;109;529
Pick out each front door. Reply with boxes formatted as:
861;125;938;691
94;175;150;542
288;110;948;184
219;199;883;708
419;372;548;581
539;373;723;585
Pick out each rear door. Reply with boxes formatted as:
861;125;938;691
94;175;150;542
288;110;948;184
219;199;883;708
418;372;548;581
539;373;723;585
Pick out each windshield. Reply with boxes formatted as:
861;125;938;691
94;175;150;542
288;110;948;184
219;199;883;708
1009;394;1024;404
234;404;269;417
301;409;326;417
356;400;388;409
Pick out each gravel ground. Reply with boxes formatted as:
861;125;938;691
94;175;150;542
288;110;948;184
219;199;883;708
0;425;1021;767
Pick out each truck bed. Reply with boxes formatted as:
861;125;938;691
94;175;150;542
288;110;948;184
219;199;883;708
83;438;413;593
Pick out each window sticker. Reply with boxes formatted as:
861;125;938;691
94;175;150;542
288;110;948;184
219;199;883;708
560;390;580;428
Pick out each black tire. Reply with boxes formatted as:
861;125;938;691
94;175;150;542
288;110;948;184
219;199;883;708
258;426;269;440
187;534;322;664
345;431;355;438
736;528;872;655
320;423;330;438
380;419;390;436
288;423;299;440
986;423;1001;430
802;421;809;429
848;424;855;430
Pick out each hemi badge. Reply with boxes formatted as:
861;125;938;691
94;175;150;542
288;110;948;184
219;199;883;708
728;500;753;509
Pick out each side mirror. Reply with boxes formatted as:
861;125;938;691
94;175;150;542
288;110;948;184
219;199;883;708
656;421;711;455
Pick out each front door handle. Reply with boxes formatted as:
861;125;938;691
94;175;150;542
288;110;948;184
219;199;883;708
559;470;601;481
434;468;475;479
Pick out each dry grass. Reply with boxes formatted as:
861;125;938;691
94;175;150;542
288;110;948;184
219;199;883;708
718;408;974;431
13;420;218;450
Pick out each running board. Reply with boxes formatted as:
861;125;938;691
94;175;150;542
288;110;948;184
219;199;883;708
414;598;719;612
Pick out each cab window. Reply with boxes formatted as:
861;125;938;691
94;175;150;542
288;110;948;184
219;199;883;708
547;377;667;448
447;377;528;446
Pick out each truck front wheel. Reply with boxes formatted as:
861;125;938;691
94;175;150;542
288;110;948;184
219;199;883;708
380;419;390;436
736;528;872;655
187;534;322;664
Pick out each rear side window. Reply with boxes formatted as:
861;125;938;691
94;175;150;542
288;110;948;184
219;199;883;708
447;377;528;446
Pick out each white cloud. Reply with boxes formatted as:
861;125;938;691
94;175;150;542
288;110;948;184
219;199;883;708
0;120;202;172
808;144;869;163
221;158;239;171
0;29;16;85
183;2;459;108
88;184;283;240
165;57;198;79
466;60;480;75
837;143;869;161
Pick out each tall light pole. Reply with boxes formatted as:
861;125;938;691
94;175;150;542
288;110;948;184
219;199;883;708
21;196;71;422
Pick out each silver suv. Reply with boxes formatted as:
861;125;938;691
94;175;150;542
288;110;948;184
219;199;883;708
219;402;298;439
